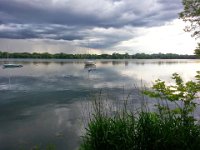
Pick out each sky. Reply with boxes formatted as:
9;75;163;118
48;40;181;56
0;0;198;54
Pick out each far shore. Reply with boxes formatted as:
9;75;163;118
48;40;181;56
0;51;197;59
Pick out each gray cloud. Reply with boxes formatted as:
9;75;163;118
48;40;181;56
0;24;85;40
0;0;183;50
0;0;182;26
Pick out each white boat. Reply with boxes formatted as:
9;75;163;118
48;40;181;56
3;64;23;68
84;60;96;66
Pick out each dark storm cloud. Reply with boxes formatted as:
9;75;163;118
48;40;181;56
0;24;85;40
0;0;183;26
0;0;183;49
0;0;102;25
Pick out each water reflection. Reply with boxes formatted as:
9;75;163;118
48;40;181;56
0;59;198;67
0;59;200;150
84;64;96;71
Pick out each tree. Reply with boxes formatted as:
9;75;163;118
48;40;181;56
180;0;200;38
194;43;200;56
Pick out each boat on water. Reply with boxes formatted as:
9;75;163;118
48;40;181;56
84;60;96;66
84;60;96;73
3;64;23;68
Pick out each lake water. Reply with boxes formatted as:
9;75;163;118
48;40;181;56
0;59;200;150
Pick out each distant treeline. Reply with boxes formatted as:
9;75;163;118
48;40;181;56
0;51;197;59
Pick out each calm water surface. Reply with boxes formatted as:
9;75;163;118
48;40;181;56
0;59;200;150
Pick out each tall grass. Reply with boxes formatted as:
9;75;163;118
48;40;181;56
80;100;200;150
80;73;200;150
80;102;200;150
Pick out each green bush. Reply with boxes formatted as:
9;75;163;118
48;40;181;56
80;72;200;150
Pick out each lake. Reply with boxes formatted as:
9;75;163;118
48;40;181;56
0;59;200;150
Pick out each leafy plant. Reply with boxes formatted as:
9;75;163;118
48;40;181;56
180;0;200;38
144;71;200;125
80;72;200;150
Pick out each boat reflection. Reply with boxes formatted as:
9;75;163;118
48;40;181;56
84;64;96;72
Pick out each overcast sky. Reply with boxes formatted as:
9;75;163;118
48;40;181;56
0;0;198;54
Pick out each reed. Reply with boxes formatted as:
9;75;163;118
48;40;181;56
80;72;200;150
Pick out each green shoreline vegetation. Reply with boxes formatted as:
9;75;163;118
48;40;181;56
79;72;200;150
0;51;197;59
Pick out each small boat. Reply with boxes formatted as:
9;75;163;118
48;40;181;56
84;60;96;66
3;64;23;68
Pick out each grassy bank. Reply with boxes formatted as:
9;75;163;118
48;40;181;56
80;73;200;150
80;111;200;150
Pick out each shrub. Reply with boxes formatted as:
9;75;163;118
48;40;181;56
80;72;200;150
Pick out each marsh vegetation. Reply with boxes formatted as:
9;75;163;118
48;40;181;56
80;72;200;150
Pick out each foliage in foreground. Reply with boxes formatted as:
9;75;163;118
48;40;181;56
80;111;200;150
80;72;200;150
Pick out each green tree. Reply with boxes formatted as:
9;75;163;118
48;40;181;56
180;0;200;56
180;0;200;38
194;43;200;56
